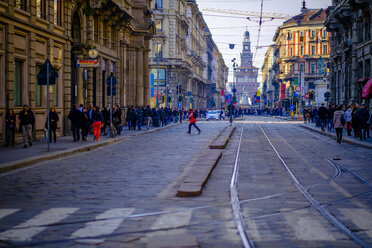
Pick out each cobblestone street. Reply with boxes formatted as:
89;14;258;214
0;117;372;247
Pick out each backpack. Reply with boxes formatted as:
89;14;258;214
340;114;345;126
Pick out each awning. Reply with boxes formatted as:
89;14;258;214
358;78;369;90
362;79;372;99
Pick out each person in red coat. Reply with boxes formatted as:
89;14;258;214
187;109;201;134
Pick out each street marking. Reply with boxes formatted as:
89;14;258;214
340;208;372;238
0;209;19;220
0;208;78;241
70;208;135;244
284;209;336;241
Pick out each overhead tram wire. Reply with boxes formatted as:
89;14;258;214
253;0;264;63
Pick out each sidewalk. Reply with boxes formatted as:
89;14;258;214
0;123;182;173
300;122;372;150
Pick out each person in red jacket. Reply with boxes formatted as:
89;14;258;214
187;109;201;134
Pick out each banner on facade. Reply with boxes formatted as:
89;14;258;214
150;74;155;97
281;84;286;99
221;89;225;96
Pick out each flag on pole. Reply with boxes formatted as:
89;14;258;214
229;44;235;49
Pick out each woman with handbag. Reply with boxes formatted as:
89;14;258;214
4;108;16;147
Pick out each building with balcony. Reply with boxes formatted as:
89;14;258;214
269;3;331;109
0;0;154;143
261;45;278;107
325;0;372;107
150;0;227;109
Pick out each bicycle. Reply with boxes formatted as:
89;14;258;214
108;124;117;138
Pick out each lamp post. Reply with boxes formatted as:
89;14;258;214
156;51;160;109
232;58;237;104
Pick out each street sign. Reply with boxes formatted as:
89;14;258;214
233;102;237;107
305;93;309;99
106;76;117;85
295;85;301;92
77;59;99;68
290;105;295;110
324;92;331;98
37;59;58;85
232;88;237;93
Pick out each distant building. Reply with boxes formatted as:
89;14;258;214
266;3;331;109
235;31;258;105
325;0;372;107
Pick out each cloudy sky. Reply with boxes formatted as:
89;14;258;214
196;0;332;82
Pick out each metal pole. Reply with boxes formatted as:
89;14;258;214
110;76;113;129
47;61;50;152
156;55;159;108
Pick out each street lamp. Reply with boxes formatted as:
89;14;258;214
156;45;160;109
232;58;238;104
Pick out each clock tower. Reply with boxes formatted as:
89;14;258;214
235;31;258;105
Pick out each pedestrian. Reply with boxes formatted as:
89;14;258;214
333;105;345;143
68;104;81;142
45;107;59;143
345;106;352;136
4;108;16;147
18;104;35;148
102;106;110;135
351;104;360;138
144;105;152;130
136;107;143;130
187;108;201;134
326;105;335;132
92;106;104;141
318;103;327;131
81;107;91;141
113;105;122;134
126;107;135;130
367;107;371;138
356;104;370;140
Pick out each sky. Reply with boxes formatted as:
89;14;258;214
196;0;332;82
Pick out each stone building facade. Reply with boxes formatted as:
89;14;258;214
150;0;226;110
325;0;372;107
0;0;153;142
269;5;331;109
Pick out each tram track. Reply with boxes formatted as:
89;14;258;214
257;124;372;248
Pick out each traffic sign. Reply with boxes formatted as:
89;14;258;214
295;85;301;92
233;102;237;107
37;59;58;85
77;59;99;68
290;105;295;110
106;76;117;85
232;88;237;93
305;93;309;99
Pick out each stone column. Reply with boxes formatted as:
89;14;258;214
6;24;15;109
136;48;144;106
143;49;150;106
128;47;136;106
77;56;84;105
86;15;94;106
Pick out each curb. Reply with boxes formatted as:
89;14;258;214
299;124;372;150
0;123;182;174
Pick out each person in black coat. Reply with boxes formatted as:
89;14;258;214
45;107;59;143
4;108;16;147
68;104;81;142
80;107;91;141
19;105;35;148
318;103;327;131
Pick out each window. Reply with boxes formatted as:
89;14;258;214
323;30;327;37
155;0;162;9
311;63;316;75
36;0;47;19
54;0;63;25
299;63;304;73
156;19;163;31
14;61;23;106
36;65;42;106
110;25;115;48
300;46;304;55
155;43;162;58
94;15;99;42
103;21;108;46
290;64;294;75
151;68;166;86
311;46;316;55
290;47;293;56
323;45;328;55
311;30;316;38
15;0;27;11
53;71;58;106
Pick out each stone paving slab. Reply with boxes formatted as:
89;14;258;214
0;123;182;173
147;234;198;248
177;150;222;197
300;123;372;150
209;126;236;149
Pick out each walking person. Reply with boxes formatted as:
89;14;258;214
113;106;122;135
4;108;16;147
144;105;152;130
92;106;104;141
68;104;81;142
333;105;345;143
19;105;35;148
81;107;91;141
45;107;59;143
345;106;352;136
357;104;370;140
318;103;327;131
187;109;201;134
136;107;143;130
